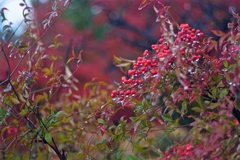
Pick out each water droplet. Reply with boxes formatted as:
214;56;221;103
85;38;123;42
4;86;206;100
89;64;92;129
45;76;48;78
62;84;68;87
184;86;189;90
229;82;232;85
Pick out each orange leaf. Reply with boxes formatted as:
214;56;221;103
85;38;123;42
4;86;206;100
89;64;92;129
66;46;77;64
66;57;75;64
71;46;76;57
77;50;83;62
138;0;153;10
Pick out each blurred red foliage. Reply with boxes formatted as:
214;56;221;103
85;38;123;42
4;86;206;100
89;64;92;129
1;0;239;95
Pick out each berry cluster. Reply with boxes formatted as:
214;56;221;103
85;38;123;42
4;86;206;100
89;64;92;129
111;24;206;102
7;127;27;136
176;24;205;63
110;50;153;101
163;143;195;159
110;37;173;102
163;143;221;160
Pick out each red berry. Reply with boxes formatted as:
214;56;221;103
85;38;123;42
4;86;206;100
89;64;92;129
196;49;201;55
143;50;149;56
127;79;133;83
151;69;158;75
125;90;131;95
196;29;201;33
131;89;136;94
137;80;142;84
159;38;164;43
122;76;127;83
120;90;124;95
128;69;135;76
111;93;116;98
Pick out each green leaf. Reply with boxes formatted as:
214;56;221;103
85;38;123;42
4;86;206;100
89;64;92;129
45;133;52;144
150;116;156;122
220;88;228;99
10;97;20;104
12;119;18;125
215;75;222;84
42;68;51;76
51;109;54;117
126;155;139;160
55;111;68;118
161;114;173;122
208;102;220;110
211;87;217;99
191;107;203;112
19;107;28;116
196;96;203;108
113;55;121;64
18;43;28;49
98;118;105;124
129;117;137;122
34;95;45;104
84;82;95;90
223;60;228;68
181;100;188;116
115;62;131;67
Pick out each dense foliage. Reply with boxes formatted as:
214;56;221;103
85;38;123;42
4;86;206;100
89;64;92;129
0;0;240;159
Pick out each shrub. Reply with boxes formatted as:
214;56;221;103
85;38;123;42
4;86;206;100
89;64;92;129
0;0;239;159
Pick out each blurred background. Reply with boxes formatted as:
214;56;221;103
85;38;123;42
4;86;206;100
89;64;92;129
0;0;239;94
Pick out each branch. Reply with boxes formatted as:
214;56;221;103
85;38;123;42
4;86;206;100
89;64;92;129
6;2;71;83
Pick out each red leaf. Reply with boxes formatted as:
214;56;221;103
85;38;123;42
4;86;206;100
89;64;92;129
211;30;225;37
100;125;108;134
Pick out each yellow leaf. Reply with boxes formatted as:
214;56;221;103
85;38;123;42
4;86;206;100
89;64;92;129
11;97;20;104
